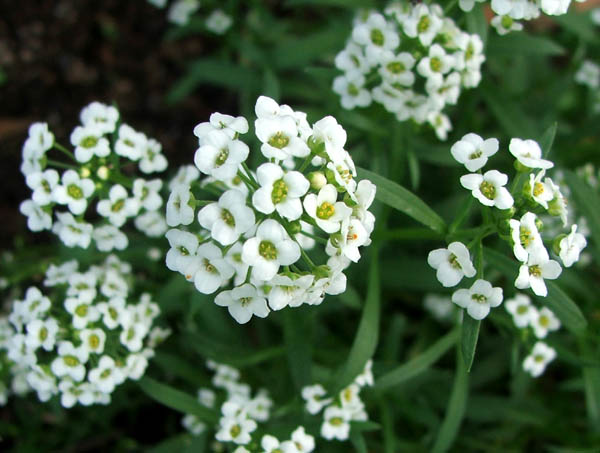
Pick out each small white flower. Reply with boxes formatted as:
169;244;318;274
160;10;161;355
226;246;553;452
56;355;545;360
169;165;200;191
125;353;149;380
192;243;235;294
523;341;556;377
333;71;372;110
115;124;147;160
379;51;416;86
215;401;257;445
80;102;119;134
205;9;233;34
97;184;139;227
26;169;60;205
450;133;499;171
460;170;514;209
452;279;503;320
166;184;195;227
417;44;454;79
195;112;249;143
132;178;163;212
119;320;149;353
509;138;554;170
303;184;352;234
531;307;560;338
321;406;351;440
252;163;309;221
352;12;400;63
242;220;301;281
23;122;54;154
403;4;443;46
515;253;562;297
559;224;587;267
215;283;270;324
88;356;124;393
44;260;78;286
491;15;523;35
509;212;546;263
267;273;314;310
135;211;168;237
65;297;101;329
52;212;93;248
540;0;570;16
165;228;200;276
427;241;476;287
355;359;374;387
194;130;249;180
20;199;52;232
53;170;95;215
70;124;110;163
255;114;310;161
167;0;200;25
424;294;455;322
80;328;107;355
427;111;452;141
182;414;206;436
58;380;95;407
301;384;332;414
198;189;255;246
291;426;315;452
25;318;59;351
335;42;370;74
525;170;553;209
505;294;535;328
139;138;168;174
546;178;569;227
97;297;129;329
51;342;89;382
93;225;128;252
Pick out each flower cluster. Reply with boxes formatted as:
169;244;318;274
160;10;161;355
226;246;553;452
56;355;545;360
427;132;586;318
147;0;233;33
333;3;485;140
19;102;169;252
575;60;600;114
460;0;587;35
165;96;376;324
505;293;559;377
181;360;315;452
0;255;168;408
301;360;373;441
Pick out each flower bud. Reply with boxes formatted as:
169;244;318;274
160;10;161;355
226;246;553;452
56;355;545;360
97;165;110;180
288;220;302;235
80;167;91;178
308;171;327;190
552;234;566;255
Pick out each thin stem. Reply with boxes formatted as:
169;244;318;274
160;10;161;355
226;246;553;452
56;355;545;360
53;142;77;161
298;154;314;173
300;248;316;269
241;162;259;186
46;159;78;170
237;170;259;191
299;230;328;245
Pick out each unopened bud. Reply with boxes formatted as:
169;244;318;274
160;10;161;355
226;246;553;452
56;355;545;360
80;167;91;178
97;165;110;180
552;234;566;255
288;220;302;235
309;171;327;190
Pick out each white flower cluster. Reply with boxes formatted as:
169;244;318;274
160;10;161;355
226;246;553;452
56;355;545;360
181;360;315;452
505;293;559;377
19;102;169;252
147;0;233;33
460;0;588;35
165;96;376;324
333;3;485;140
575;60;600;113
0;255;168;408
301;360;373;441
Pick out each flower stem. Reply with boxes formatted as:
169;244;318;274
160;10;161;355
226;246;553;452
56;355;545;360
300;248;316;269
237;170;259;191
299;230;328;245
46;159;77;170
53;142;77;161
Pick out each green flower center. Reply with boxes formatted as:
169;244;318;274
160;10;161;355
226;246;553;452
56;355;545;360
517;305;528;315
100;369;112;379
42;180;51;193
370;28;384;46
271;179;288;204
81;136;98;148
232;252;242;263
111;199;125;212
529;265;542;277
67;183;84;199
471;293;487;304
469;150;482;160
430;57;442;72
534;354;545;363
215;148;229;167
533;182;545;197
501;15;513;29
29;300;40;312
75;304;88;317
350;55;360;67
88;334;100;349
465;43;474;61
417;15;430;33
387;61;406;74
539;315;549;327
123;139;135;147
449;253;462;270
178;246;189;256
268;132;290;149
330;416;344;426
316;202;335;220
240;297;252;307
39;327;48;341
259;240;278;260
127;327;135;340
347;83;360;96
203;258;217;274
480;181;496;200
64;355;79;367
520;227;532;248
221;208;236;227
109;307;118;320
230;424;241;438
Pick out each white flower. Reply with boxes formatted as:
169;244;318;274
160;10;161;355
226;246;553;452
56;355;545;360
427;111;452;141
252;163;309;221
246;389;272;421
97;297;129;329
97;184;139;227
132;178;163;211
182;414;206;436
51;342;89;382
523;341;556;377
355;359;374;387
452;279;503;320
198;189;255;246
352;12;399;63
80;102;119;134
119;321;148;352
531;307;560;338
191;243;235;294
21;143;45;176
139;138;168;174
333;217;369;262
546;178;569;226
80;328;107;355
424;294;455;322
242;220;301;281
115;124;146;160
333;71;372;110
52;212;93;248
65;297;101;329
525;170;553;209
291;426;315;452
255;115;310;161
88;356;124;393
540;0;570;15
194;130;249;180
417;44;454;79
505;294;535;328
575;60;600;89
23;122;54;154
125;353;149;380
53;170;95;215
427;241;476;287
26;169;60;205
44;260;78;286
335;42;370;74
509;212;546;263
58;380;95;407
491;15;523;35
379;51;416;86
205;9;233;34
135;211;168;237
167;0;200;25
194;112;249;143
509;138;554;170
515;253;562;297
225;242;250;286
215;401;257;445
450;133;499;171
460;170;514;209
93;225;128;252
301;384;332;414
321;406;351;440
403;4;443;46
169;165;200;191
559;224;587;267
592;8;600;26
166;184;195;227
165;228;200;276
25;318;59;351
20;199;52;232
455;33;485;72
303;184;352;234
267;274;314;310
70;124;110;163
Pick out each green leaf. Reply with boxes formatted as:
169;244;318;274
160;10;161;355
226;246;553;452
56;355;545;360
153;352;207;386
461;316;481;372
554;12;599;45
484;248;587;334
538;122;557;158
357;167;447;234
563;170;600;256
481;84;538;138
376;329;459;391
284;308;312;390
350;430;368;453
138;377;218;423
328;247;380;395
466;4;488;46
431;349;469;453
583;361;600;432
271;27;348;69
487;32;565;56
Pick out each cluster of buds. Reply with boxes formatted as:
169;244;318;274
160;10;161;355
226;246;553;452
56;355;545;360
147;0;233;34
165;96;376;324
333;2;485;140
0;255;168;407
19;102;169;252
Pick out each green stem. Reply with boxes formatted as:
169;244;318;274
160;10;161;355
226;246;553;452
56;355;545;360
241;162;259;186
298;154;314;173
237;170;259;191
444;0;458;14
46;159;77;170
300;248;316;269
54;142;77;161
299;230;328;245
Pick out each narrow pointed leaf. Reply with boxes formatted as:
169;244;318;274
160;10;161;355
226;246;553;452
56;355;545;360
461;316;480;372
538;122;557;158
